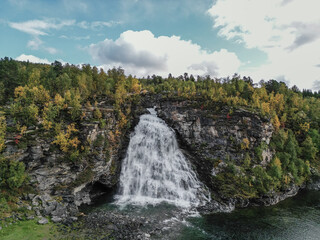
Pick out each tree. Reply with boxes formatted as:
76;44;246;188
28;68;41;87
93;101;102;120
0;157;27;190
52;60;63;76
243;152;251;169
268;157;282;180
0;115;6;152
52;123;80;153
0;57;21;100
271;114;281;131
65;90;82;120
253;166;272;194
0;82;5;103
301;136;318;162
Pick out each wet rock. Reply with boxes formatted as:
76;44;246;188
144;233;151;238
307;174;320;190
251;184;302;206
198;200;235;214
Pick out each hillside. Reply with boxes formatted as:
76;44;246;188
0;57;320;224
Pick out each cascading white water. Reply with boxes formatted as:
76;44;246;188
115;108;209;208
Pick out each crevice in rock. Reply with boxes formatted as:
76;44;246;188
89;181;114;200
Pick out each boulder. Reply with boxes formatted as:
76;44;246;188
38;217;48;225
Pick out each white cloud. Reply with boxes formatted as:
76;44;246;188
208;0;320;89
59;35;90;41
78;21;121;30
27;37;43;50
78;21;89;29
62;0;88;13
45;47;58;55
9;19;75;36
91;21;121;29
9;19;74;55
89;30;241;77
15;54;50;64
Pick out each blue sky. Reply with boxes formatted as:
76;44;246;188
0;0;319;90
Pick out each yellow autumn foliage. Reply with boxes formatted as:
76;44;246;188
271;114;281;131
54;94;65;108
52;123;80;152
241;138;250;150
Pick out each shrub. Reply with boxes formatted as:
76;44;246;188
0;157;27;190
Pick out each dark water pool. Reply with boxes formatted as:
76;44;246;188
179;190;320;240
86;190;320;240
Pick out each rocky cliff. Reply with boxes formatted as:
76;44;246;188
156;100;306;209
2;96;316;222
2;100;143;223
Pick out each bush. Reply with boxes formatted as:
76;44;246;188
0;197;9;214
0;157;27;190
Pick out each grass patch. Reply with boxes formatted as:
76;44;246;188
0;219;60;240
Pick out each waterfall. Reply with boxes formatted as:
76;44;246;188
115;108;209;208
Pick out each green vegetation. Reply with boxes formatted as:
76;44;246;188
0;58;141;218
0;57;320;209
0;220;60;240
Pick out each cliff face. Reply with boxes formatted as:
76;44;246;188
156;100;320;211
3;101;137;222
156;100;306;209
157;101;274;163
158;101;272;183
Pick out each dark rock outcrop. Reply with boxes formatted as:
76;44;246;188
307;173;320;191
157;100;273;193
156;100;309;210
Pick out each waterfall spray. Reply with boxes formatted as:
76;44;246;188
115;108;209;208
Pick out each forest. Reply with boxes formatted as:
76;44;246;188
0;57;320;216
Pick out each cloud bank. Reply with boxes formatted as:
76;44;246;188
208;0;320;89
89;30;241;77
